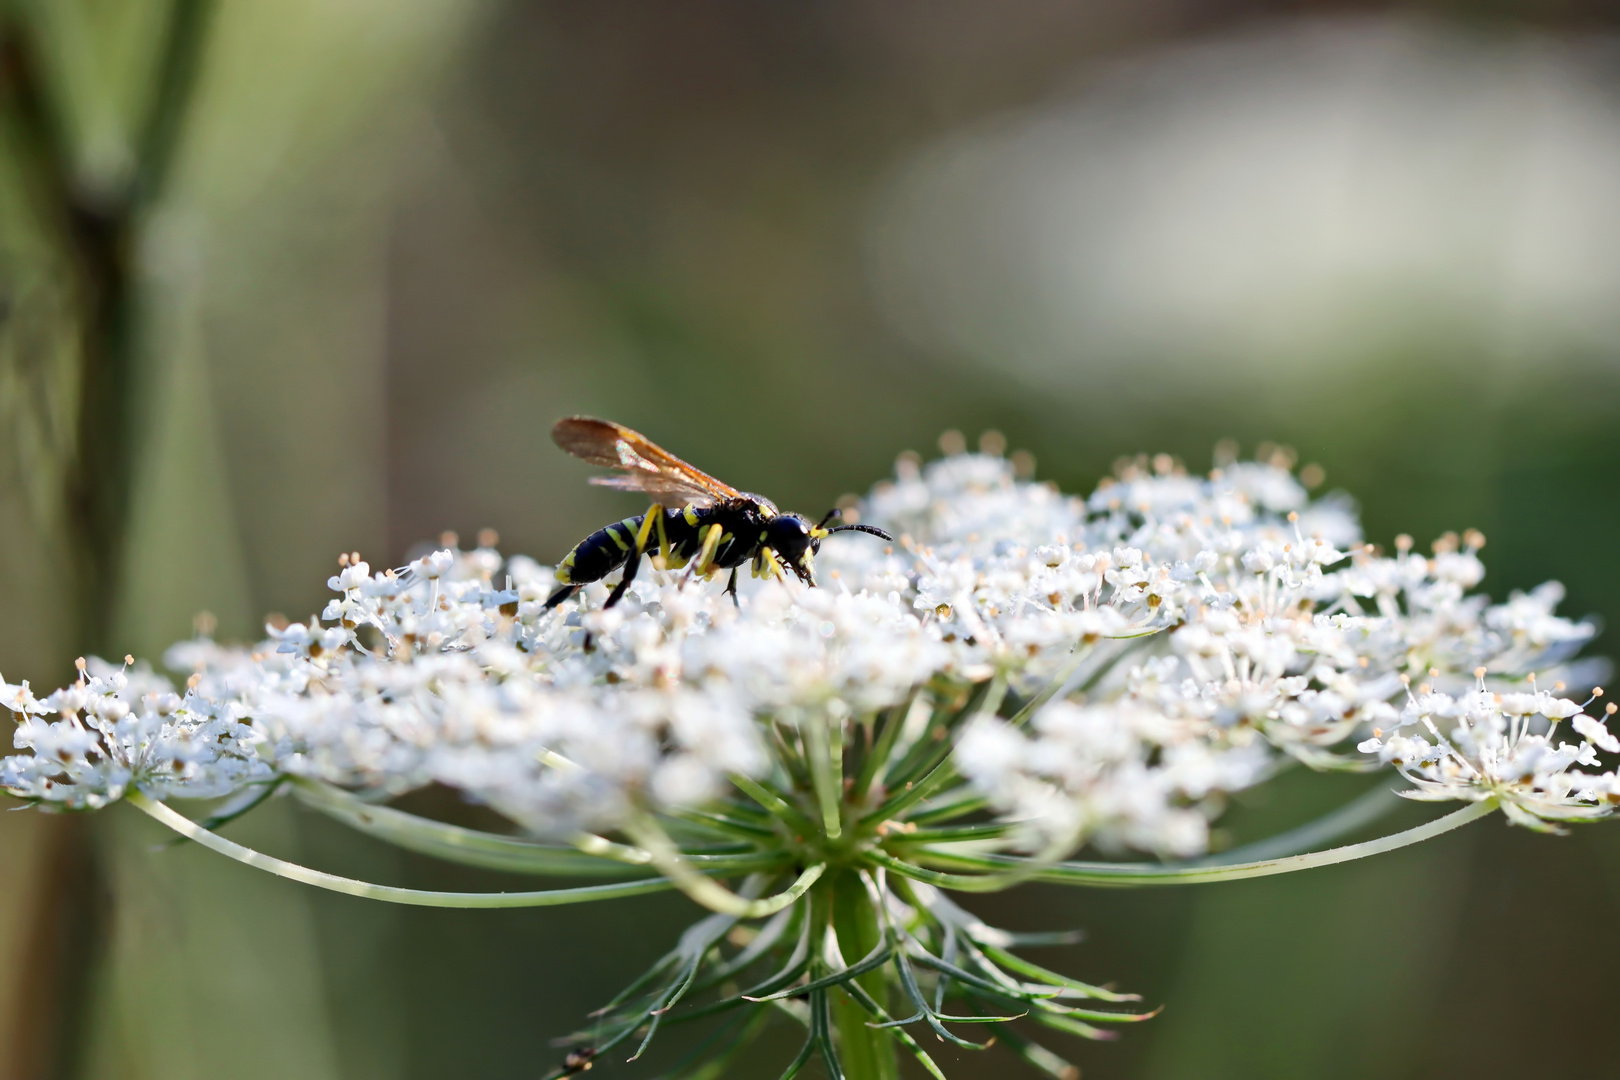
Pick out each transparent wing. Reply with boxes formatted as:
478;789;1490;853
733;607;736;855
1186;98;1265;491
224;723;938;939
586;473;726;506
551;417;741;507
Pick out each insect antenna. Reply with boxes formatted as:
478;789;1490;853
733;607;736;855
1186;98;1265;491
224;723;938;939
827;524;894;541
814;508;892;542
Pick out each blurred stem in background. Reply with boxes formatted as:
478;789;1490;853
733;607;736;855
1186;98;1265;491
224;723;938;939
0;2;478;1077
0;3;214;1077
17;0;212;655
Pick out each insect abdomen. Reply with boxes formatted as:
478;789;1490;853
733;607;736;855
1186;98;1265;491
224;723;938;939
553;516;644;586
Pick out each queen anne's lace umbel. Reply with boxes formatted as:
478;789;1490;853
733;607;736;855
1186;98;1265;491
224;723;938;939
3;445;1613;849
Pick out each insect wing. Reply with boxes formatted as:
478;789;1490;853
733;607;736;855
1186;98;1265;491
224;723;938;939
586;473;727;504
551;417;741;506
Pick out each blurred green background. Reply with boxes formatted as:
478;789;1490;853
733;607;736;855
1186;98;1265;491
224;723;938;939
4;1;1620;1078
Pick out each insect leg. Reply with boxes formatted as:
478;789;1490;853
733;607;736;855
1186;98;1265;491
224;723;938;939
602;509;663;609
605;547;643;608
602;524;651;612
544;584;580;610
655;509;671;568
725;567;740;607
634;506;661;552
761;547;789;583
683;523;724;583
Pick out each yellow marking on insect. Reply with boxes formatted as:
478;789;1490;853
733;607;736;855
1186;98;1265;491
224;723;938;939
810;527;830;539
560;551;576;567
554;567;572;583
720;531;733;543
688;523;724;578
606;526;630;551
683;506;701;527
634;506;661;552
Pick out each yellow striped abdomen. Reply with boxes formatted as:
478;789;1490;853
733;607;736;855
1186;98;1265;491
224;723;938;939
553;516;644;585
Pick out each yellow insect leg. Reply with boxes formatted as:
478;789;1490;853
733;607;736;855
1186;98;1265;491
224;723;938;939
654;509;671;569
635;505;661;555
685;523;724;582
628;505;660;569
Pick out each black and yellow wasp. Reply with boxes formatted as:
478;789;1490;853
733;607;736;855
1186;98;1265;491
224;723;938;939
543;417;892;610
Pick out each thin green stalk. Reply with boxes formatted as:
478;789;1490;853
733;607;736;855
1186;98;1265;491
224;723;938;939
866;675;1005;826
853;693;918;804
625;813;824;917
963;998;1076;1080
729;773;819;836
689;904;799;993
746;944;893;1001
860;761;963;828
1190;782;1400;865
812;987;846;1080
879;799;1497;889
158;778;285;847
663;805;779;840
890;821;1017;844
883;681;989;790
905;794;987;827
291;778;652;877
652;1005;773;1080
1001;640;1098;729
888;676;1006;792
807;712;844;841
769;719;813;790
129;791;682;908
893;784;1400;861
838;979;947;1080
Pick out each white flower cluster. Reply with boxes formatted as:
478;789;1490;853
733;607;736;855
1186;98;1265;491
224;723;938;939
1357;665;1620;831
1;443;1611;853
825;447;1610;849
0;658;271;809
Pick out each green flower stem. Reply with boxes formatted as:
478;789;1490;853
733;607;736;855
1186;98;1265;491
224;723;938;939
1192;782;1401;865
129;791;684;907
662;805;779;843
860;762;959;828
830;871;899;1080
624;812;826;917
808;713;845;841
896;784;1398;861
1002;642;1099;729
891;821;1018;844
883;680;990;790
864;675;1005;826
905;794;987;827
568;830;659;865
874;799;1497;889
729;772;819;835
853;693;918;804
290;778;651;877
